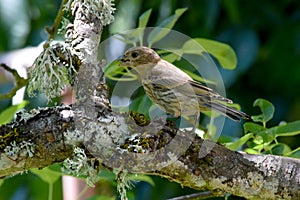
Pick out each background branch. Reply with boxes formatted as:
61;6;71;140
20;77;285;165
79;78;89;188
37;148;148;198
0;64;28;100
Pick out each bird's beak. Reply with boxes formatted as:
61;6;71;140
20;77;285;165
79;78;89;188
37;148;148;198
119;55;130;66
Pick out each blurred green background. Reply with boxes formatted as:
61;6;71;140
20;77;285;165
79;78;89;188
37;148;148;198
0;0;300;199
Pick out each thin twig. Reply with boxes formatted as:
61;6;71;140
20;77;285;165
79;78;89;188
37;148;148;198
44;0;69;48
0;63;28;100
167;191;214;200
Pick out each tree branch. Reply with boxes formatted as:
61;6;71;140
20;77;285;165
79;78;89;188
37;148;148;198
0;104;299;199
0;64;28;100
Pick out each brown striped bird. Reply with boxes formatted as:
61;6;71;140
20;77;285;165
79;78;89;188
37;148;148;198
120;46;250;121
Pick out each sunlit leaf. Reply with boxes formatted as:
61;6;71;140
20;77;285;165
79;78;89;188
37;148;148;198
137;9;152;46
252;144;265;151
181;39;204;55
273;120;300;137
226;133;253;151
253;135;264;145
47;163;63;173
104;60;137;81
243;122;266;134
0;101;28;125
31;167;61;185
182;38;237;70
138;9;152;28
256;130;275;144
244;148;259;154
160;51;215;84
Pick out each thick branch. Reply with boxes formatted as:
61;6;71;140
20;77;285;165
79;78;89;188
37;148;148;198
0;105;299;199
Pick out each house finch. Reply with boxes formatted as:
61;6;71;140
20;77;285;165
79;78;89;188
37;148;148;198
120;46;250;121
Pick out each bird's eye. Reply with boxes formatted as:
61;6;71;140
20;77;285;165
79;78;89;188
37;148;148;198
131;52;139;58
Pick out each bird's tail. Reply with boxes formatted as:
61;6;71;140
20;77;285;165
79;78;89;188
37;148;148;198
205;101;250;121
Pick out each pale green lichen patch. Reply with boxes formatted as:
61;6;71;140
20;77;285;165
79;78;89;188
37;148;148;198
27;41;79;100
62;147;99;186
64;0;115;26
17;108;41;122
64;129;84;146
4;140;35;160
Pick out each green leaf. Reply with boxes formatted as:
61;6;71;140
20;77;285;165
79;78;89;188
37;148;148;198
160;51;216;84
104;59;122;75
138;9;152;28
243;122;266;134
265;143;291;156
137;9;152;46
31;167;61;185
181;68;215;84
256;130;275;144
98;170;116;182
226;133;254;151
148;8;187;47
244;148;259;154
196;38;237;70
47;163;63;173
273;120;300;137
181;39;205;55
112;34;138;45
286;147;300;158
252;144;265;151
104;60;137;81
253;135;264;145
249;120;300;146
129;93;153;118
252;98;275;126
0;179;4;187
0;100;28;125
88;196;115;200
161;52;180;63
128;174;155;186
223;0;240;23
182;38;237;70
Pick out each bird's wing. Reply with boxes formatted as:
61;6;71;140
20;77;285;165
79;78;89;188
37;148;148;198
188;80;233;103
144;60;233;104
143;60;192;89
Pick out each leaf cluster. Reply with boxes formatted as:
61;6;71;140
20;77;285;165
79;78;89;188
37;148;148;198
227;99;300;158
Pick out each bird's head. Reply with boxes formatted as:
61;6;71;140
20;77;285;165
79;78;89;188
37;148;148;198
120;46;161;68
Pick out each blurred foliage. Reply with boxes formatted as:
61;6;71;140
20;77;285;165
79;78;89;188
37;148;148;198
227;98;300;158
1;0;300;200
0;171;63;200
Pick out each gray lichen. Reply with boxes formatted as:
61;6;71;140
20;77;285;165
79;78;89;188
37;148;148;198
64;0;115;26
27;41;79;100
62;147;99;186
4;140;35;160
